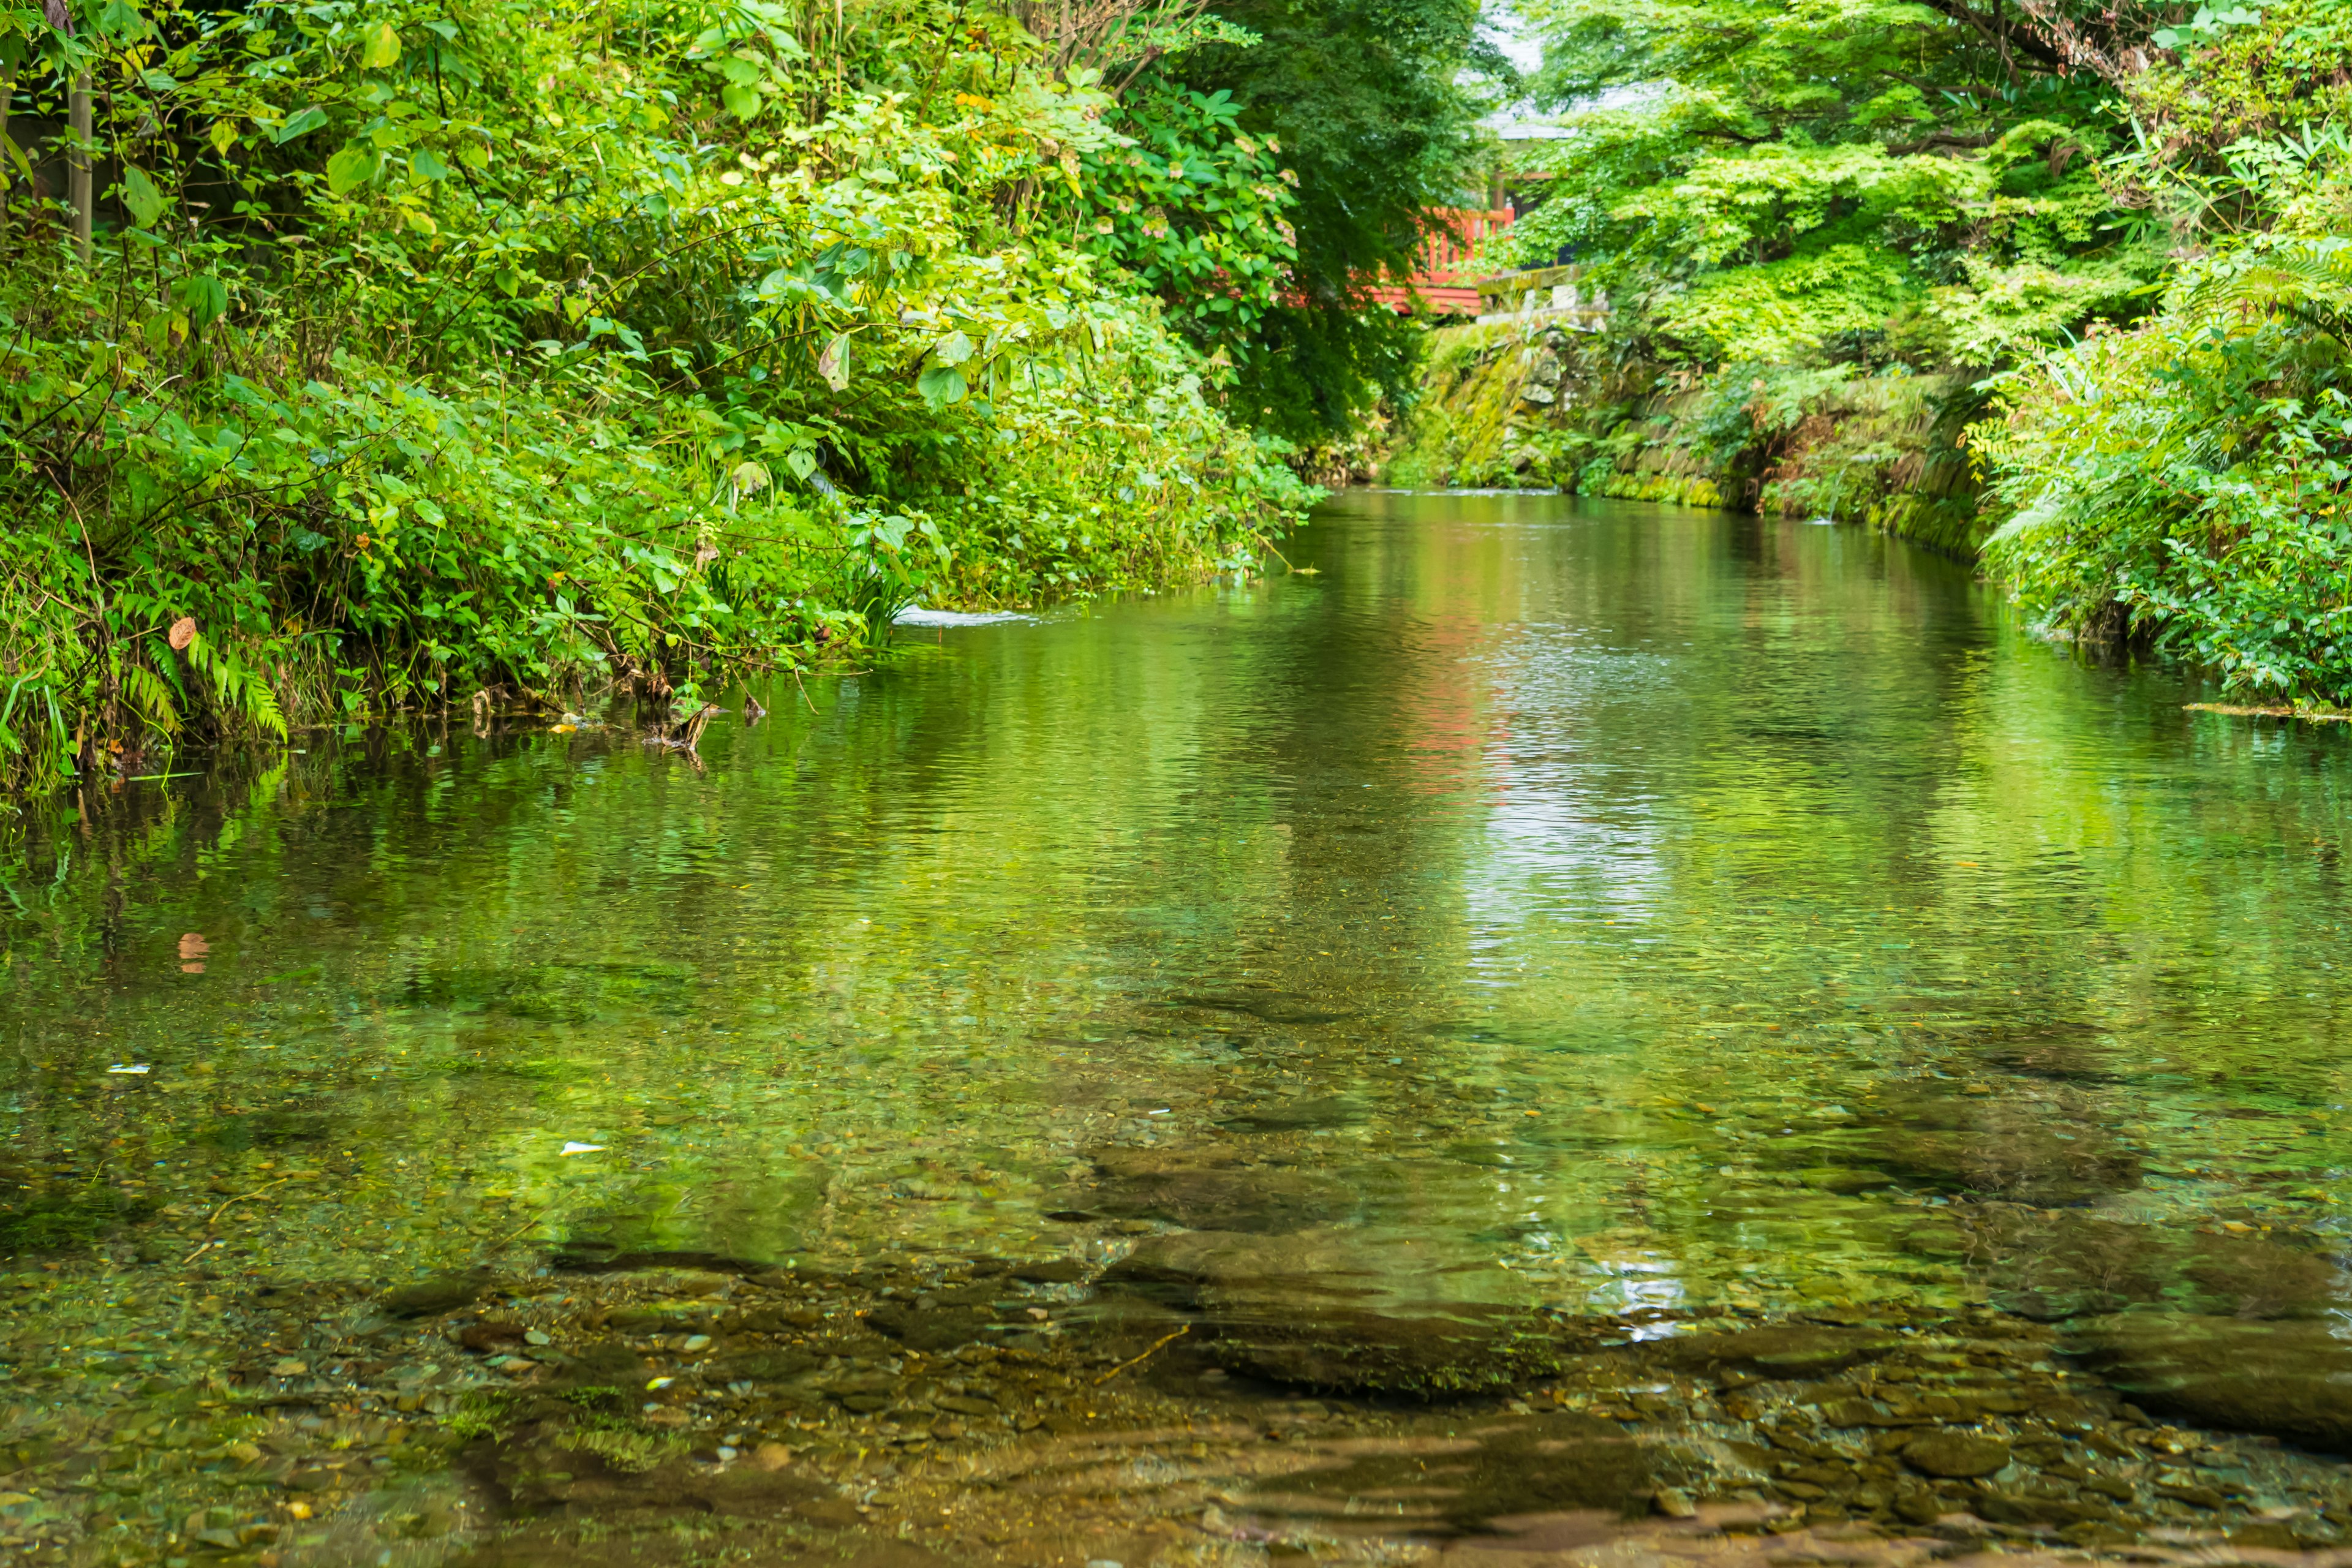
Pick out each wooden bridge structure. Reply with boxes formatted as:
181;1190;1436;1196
1362;206;1515;317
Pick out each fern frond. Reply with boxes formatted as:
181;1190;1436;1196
119;663;181;734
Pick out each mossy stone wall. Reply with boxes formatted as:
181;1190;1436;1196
1382;320;1988;558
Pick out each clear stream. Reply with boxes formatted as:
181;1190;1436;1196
5;491;2352;1568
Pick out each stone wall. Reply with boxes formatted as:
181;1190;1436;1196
1381;317;1988;557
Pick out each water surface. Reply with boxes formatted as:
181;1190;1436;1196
6;491;2352;1566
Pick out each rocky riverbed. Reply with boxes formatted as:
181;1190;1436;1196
8;1196;2352;1568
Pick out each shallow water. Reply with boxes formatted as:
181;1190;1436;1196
6;491;2352;1567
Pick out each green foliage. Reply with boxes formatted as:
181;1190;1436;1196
2109;2;2352;238
1973;0;2352;705
1977;238;2352;706
1171;0;1485;439
1068;80;1297;360
1501;0;2154;366
0;0;1317;790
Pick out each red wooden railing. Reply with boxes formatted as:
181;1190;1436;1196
1362;206;1512;317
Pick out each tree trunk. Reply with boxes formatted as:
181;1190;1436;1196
69;72;92;265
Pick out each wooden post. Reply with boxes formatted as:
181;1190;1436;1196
69;71;91;264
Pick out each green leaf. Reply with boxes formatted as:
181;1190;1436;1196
273;107;329;145
785;447;818;480
362;20;402;68
120;167;167;229
0;129;31;186
933;330;975;366
410;148;450;183
721;83;760;121
325;145;379;196
172;273;229;326
917;364;968;408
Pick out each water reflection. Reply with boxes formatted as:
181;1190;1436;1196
5;489;2352;1564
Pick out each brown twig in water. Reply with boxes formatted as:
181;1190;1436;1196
203;1174;296;1231
1093;1323;1189;1384
181;1174;301;1265
485;1206;554;1255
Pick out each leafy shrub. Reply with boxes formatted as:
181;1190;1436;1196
0;0;1318;789
1977;239;2352;704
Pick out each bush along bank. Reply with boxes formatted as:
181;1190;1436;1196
1969;2;2352;711
1428;0;2352;710
0;0;1321;793
1381;317;1983;555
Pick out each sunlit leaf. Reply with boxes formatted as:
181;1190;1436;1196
916;364;968;407
325;145;379;195
818;333;850;391
273;107;330;145
362;20;401;68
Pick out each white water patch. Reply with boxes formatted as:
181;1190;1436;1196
892;606;1037;628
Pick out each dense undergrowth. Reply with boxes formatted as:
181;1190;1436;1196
1455;0;2352;708
0;0;1329;791
1975;3;2352;707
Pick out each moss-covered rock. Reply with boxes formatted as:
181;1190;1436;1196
1382;319;1989;557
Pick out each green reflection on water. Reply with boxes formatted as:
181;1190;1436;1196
5;489;2351;1403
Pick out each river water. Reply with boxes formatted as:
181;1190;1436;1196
5;491;2352;1567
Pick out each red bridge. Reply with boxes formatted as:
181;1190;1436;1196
1363;207;1513;317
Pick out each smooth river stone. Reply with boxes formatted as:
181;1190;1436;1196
1850;1092;2141;1205
1084;1149;1355;1233
2064;1313;2352;1454
1959;1210;2345;1322
1644;1324;1905;1376
1101;1229;1577;1395
1901;1431;2012;1479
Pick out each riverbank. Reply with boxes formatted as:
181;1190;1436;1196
0;0;1327;798
1379;318;1985;556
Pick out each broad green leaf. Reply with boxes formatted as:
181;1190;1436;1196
785;447;818;480
916;364;968;408
2;129;37;186
208;119;239;156
173;273;229;326
410;148;451;183
273;107;330;145
721;83;760;121
933;330;975;366
120;167;167;229
325;145;379;195
362;20;402;68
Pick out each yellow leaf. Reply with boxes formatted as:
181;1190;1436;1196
362;20;401;68
209;119;239;156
